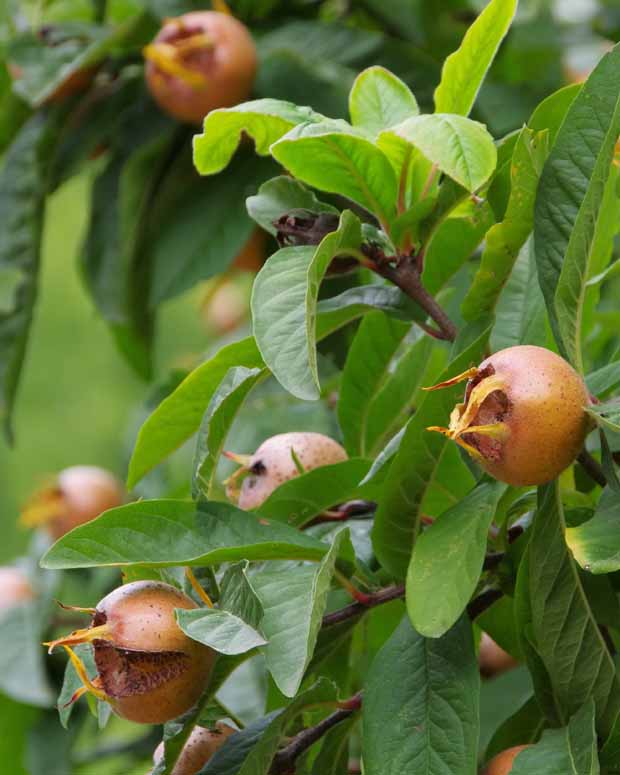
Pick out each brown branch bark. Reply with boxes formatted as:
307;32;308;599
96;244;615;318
321;585;406;629
577;449;607;488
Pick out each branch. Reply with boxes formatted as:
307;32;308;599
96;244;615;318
322;585;405;629
577;449;607;488
467;588;503;620
270;693;362;774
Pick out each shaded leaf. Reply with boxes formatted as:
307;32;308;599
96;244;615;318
246;176;337;236
566;487;620;574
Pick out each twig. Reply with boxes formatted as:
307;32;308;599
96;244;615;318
577;450;607;488
304;500;376;528
322;585;405;628
467;588;503;620
270;693;362;774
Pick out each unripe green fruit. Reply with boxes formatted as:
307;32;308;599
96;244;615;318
0;567;34;611
225;432;348;510
48;581;215;724
152;722;236;775
427;346;591;486
144;11;257;125
483;745;529;774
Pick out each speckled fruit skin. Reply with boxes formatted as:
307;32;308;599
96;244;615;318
483;745;529;774
235;432;348;511
467;346;590;486
478;633;517;678
0;567;33;611
145;11;257;125
92;581;215;724
152;722;236;775
50;466;124;539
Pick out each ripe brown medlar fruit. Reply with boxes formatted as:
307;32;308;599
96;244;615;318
483;745;530;774
144;11;257;124
232;229;266;274
21;465;124;539
426;345;591;486
46;581;216;724
225;432;348;510
151;722;236;775
0;566;34;611
478;633;518;678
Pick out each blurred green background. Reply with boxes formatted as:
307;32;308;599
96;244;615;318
0;172;211;562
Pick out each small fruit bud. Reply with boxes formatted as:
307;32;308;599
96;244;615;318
225;432;348;510
0;566;34;611
151;722;236;775
478;633;518;678
483;745;530;774
46;581;216;724
426;346;591;486
21;466;124;539
144;11;257;124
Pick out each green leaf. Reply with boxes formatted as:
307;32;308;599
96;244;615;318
586;360;620;396
246;176;337;236
253;530;347;696
486;696;544;761
363;615;479;775
203;679;338;775
434;0;517;117
584;399;620;434
0;113;58;440
193;366;266;499
462;127;548;321
193;99;323;176
0;693;39;775
251;210;362;400
311;716;356;775
0;601;54;706
380;114;497;193
528;83;581;146
40;500;327;570
176;609;267;656
316;284;425;324
271;122;398;225
372;325;491;579
256;458;372;527
507;701;599;775
406;480;505;638
349;66;419;136
529;482;620;736
566;487;620;574
534;45;620;371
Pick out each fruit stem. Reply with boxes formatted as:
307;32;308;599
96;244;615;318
185;567;214;608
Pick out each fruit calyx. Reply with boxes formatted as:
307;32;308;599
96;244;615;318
143;24;214;88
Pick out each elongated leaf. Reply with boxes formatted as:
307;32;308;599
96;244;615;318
349;66;419;136
434;0;517;117
381;114;497;193
534;45;620;371
584;399;620;434
406;480;505;638
252;530;347;696
0;693;39;775
316;284;424;323
363;615;479;775
257;458;372;527
586;361;620;397
193;366;266;499
193;99;323;176
311;716;356;775
177;609;267;656
462;128;548;320
529;482;620;736
485;696;544;761
246;176;337;236
507;701;599;775
271;123;398;225
0;113;58;440
566;487;620;573
372;326;490;579
40;500;327;570
252;210;362;400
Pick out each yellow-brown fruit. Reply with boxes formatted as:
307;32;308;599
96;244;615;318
483;745;530;774
232;229;266;274
0;567;34;611
152;722;236;775
144;11;257;125
21;465;124;539
46;581;216;724
478;633;518;678
426;346;591;486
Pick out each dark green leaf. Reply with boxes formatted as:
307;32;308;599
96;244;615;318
0;692;39;775
586;360;620;396
485;696;544;761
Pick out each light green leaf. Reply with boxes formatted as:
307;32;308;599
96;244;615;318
534;45;620;371
380;113;497;192
193;366;266;499
349;66;419;136
406;480;505;638
271;122;398;225
462;127;548;320
176;609;267;656
434;0;517;117
40;500;327;570
246;176;337;236
566;487;620;574
363;615;479;775
251;210;362;400
193;99;323;176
